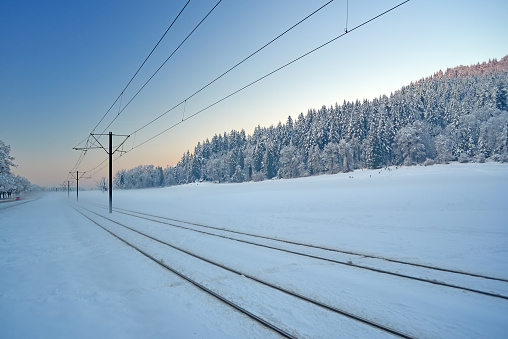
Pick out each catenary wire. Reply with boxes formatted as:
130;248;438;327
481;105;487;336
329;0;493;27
125;0;410;153
131;0;335;135
69;1;192;177
88;0;192;139
345;0;349;33
72;0;333;178
79;0;409;180
69;138;90;175
99;0;223;135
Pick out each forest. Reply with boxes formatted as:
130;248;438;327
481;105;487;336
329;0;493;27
114;57;508;189
0;140;32;197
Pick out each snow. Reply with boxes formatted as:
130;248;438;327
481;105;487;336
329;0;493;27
1;162;507;338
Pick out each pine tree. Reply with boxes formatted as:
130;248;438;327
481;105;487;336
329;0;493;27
264;148;276;179
115;62;508;189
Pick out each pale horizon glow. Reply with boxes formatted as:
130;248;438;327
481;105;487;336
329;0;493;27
1;0;507;187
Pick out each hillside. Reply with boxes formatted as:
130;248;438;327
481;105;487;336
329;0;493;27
115;57;508;189
431;55;508;79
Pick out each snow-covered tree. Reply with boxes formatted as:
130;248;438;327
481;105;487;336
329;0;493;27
338;139;354;172
114;60;508;189
0;141;31;197
322;142;340;173
434;134;453;163
278;145;302;178
394;122;428;165
0;140;16;177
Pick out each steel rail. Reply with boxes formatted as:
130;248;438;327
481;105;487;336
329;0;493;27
84;202;508;301
73;205;297;339
75;204;415;338
93;202;508;284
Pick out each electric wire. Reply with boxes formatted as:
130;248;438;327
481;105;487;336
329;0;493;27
70;141;87;170
68;0;191;178
99;0;223;135
131;0;335;136
70;150;86;172
85;156;110;178
73;150;87;171
88;0;192;138
73;135;90;150
70;0;333;180
69;138;90;176
76;0;409;180
125;0;410;154
345;0;349;33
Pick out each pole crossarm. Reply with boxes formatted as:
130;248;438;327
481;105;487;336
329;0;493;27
89;133;130;155
71;132;129;213
73;147;102;150
90;133;107;153
72;134;129;153
69;170;90;202
69;172;91;180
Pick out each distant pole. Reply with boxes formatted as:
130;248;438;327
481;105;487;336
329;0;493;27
67;181;70;198
109;132;113;213
76;171;79;201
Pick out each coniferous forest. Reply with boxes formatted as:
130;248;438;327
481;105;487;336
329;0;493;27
114;57;508;189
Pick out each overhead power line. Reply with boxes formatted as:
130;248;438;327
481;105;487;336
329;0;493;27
124;0;410;154
86;156;109;176
68;139;90;179
78;0;410;180
76;0;335;179
72;0;192;151
99;0;223;135
130;0;335;136
92;0;192;137
68;0;193;179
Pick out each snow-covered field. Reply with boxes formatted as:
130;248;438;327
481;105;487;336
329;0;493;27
1;162;507;338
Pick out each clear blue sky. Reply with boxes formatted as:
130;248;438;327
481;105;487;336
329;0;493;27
1;0;507;187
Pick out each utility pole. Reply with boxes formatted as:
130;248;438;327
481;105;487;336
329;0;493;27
109;132;113;213
74;132;129;213
69;171;90;202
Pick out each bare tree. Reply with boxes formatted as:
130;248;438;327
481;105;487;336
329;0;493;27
96;177;108;192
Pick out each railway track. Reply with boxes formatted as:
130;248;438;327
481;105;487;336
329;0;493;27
73;204;415;338
85;202;508;301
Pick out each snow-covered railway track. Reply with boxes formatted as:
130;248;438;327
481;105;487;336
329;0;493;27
85;202;508;301
73;204;413;338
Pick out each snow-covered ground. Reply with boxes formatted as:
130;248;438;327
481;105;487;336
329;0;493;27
1;162;507;338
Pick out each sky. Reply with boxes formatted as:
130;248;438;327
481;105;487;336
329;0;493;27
1;0;507;187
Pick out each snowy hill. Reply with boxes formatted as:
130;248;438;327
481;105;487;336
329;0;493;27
115;61;508;189
118;162;507;275
1;163;507;338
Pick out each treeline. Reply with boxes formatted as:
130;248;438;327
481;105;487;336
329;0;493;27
0;140;32;198
432;55;508;80
114;66;508;189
